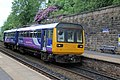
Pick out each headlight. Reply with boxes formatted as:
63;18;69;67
57;44;63;47
78;45;83;48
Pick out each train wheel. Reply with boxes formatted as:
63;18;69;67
41;52;49;62
11;45;15;51
19;47;25;54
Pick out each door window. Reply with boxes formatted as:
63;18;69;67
57;29;65;42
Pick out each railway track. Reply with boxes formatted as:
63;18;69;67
0;45;69;80
0;42;93;80
64;66;118;80
0;42;118;80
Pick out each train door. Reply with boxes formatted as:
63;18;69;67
41;30;48;52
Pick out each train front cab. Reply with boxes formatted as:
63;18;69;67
52;23;84;63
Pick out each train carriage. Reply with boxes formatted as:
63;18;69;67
4;22;85;63
4;29;18;49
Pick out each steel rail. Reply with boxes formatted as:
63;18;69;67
72;66;118;80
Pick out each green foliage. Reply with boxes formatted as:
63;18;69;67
47;0;119;16
113;0;120;5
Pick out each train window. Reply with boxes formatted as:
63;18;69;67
12;33;13;37
30;31;33;37
13;32;15;37
7;33;9;37
57;29;65;42
67;30;74;42
10;33;12;37
35;31;37;38
9;33;10;37
77;31;82;43
21;32;23;37
48;30;53;38
37;31;41;38
21;32;24;37
8;33;9;37
23;32;25;37
6;33;8;37
32;32;34;37
5;33;8;37
26;31;29;37
19;32;21;37
24;31;27;37
32;31;37;38
11;33;13;37
4;33;6;37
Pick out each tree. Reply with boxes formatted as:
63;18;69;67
113;0;120;5
2;0;43;31
12;0;42;26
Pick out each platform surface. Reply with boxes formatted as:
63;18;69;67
0;52;51;80
0;67;12;80
83;50;120;64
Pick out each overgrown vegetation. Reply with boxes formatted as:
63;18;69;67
1;0;120;32
48;0;120;15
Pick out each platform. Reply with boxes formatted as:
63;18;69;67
0;67;12;80
83;50;120;64
0;52;51;80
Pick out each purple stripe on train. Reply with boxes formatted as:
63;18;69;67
5;37;16;44
23;37;41;49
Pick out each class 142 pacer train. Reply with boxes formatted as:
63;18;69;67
3;22;85;63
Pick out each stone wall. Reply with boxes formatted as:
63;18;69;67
42;6;120;52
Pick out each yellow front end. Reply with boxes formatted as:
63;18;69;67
52;28;85;55
52;43;84;54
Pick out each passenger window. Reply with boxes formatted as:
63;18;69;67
32;32;34;37
6;33;8;37
10;33;12;37
24;32;27;37
58;29;64;42
21;32;24;37
8;33;10;37
67;31;74;42
26;31;29;37
77;31;82;43
37;31;41;38
48;30;53;38
32;31;37;38
13;32;15;37
30;31;33;37
19;32;21;37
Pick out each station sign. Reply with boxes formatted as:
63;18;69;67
118;34;120;46
102;28;109;33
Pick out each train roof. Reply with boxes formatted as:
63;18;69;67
17;23;59;31
17;22;83;31
4;22;83;33
4;29;17;33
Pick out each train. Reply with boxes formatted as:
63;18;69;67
3;22;85;63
